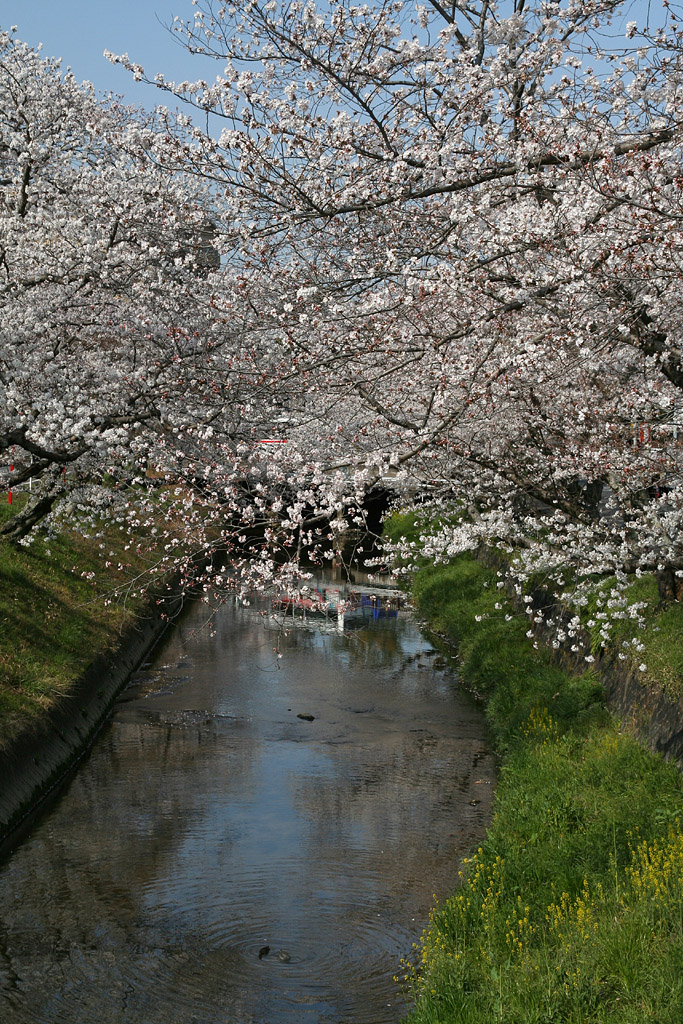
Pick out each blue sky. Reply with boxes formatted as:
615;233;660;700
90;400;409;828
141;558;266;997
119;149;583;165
2;0;668;112
3;0;212;108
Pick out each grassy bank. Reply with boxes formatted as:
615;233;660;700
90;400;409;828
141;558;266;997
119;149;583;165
0;493;188;752
384;514;683;1023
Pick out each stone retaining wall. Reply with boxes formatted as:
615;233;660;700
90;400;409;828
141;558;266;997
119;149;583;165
600;657;683;765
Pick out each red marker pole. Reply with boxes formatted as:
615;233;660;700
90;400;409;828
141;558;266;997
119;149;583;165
8;457;13;504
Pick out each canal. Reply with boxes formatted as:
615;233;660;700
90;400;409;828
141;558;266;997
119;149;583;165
0;576;495;1023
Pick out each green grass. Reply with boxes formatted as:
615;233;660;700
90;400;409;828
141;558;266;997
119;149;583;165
410;556;606;750
403;725;683;1023
634;595;683;699
382;517;683;1024
0;493;178;751
555;571;683;699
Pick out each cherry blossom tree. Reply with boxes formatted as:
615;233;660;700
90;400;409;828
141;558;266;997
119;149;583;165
103;0;683;642
0;28;256;546
0;30;349;608
5;0;683;646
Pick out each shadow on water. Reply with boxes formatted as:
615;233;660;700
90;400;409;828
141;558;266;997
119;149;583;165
0;575;496;1024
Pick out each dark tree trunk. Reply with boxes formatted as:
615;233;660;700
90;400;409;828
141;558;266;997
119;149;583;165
656;567;683;605
0;471;64;543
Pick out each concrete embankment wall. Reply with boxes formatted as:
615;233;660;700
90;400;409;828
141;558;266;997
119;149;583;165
0;602;174;848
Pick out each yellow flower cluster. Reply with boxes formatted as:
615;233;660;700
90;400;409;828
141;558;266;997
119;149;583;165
477;853;504;962
504;894;534;963
521;705;559;743
547;878;602;947
595;731;621;756
404;849;507;990
624;819;683;908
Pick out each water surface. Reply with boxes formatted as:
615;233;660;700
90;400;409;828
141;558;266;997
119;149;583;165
0;582;495;1023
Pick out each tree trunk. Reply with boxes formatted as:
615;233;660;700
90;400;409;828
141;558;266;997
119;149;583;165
0;471;64;543
656;567;683;605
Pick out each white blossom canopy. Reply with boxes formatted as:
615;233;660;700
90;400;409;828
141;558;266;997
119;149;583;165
4;1;683;644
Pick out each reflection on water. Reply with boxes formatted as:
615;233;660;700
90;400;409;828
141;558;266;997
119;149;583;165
0;578;495;1024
